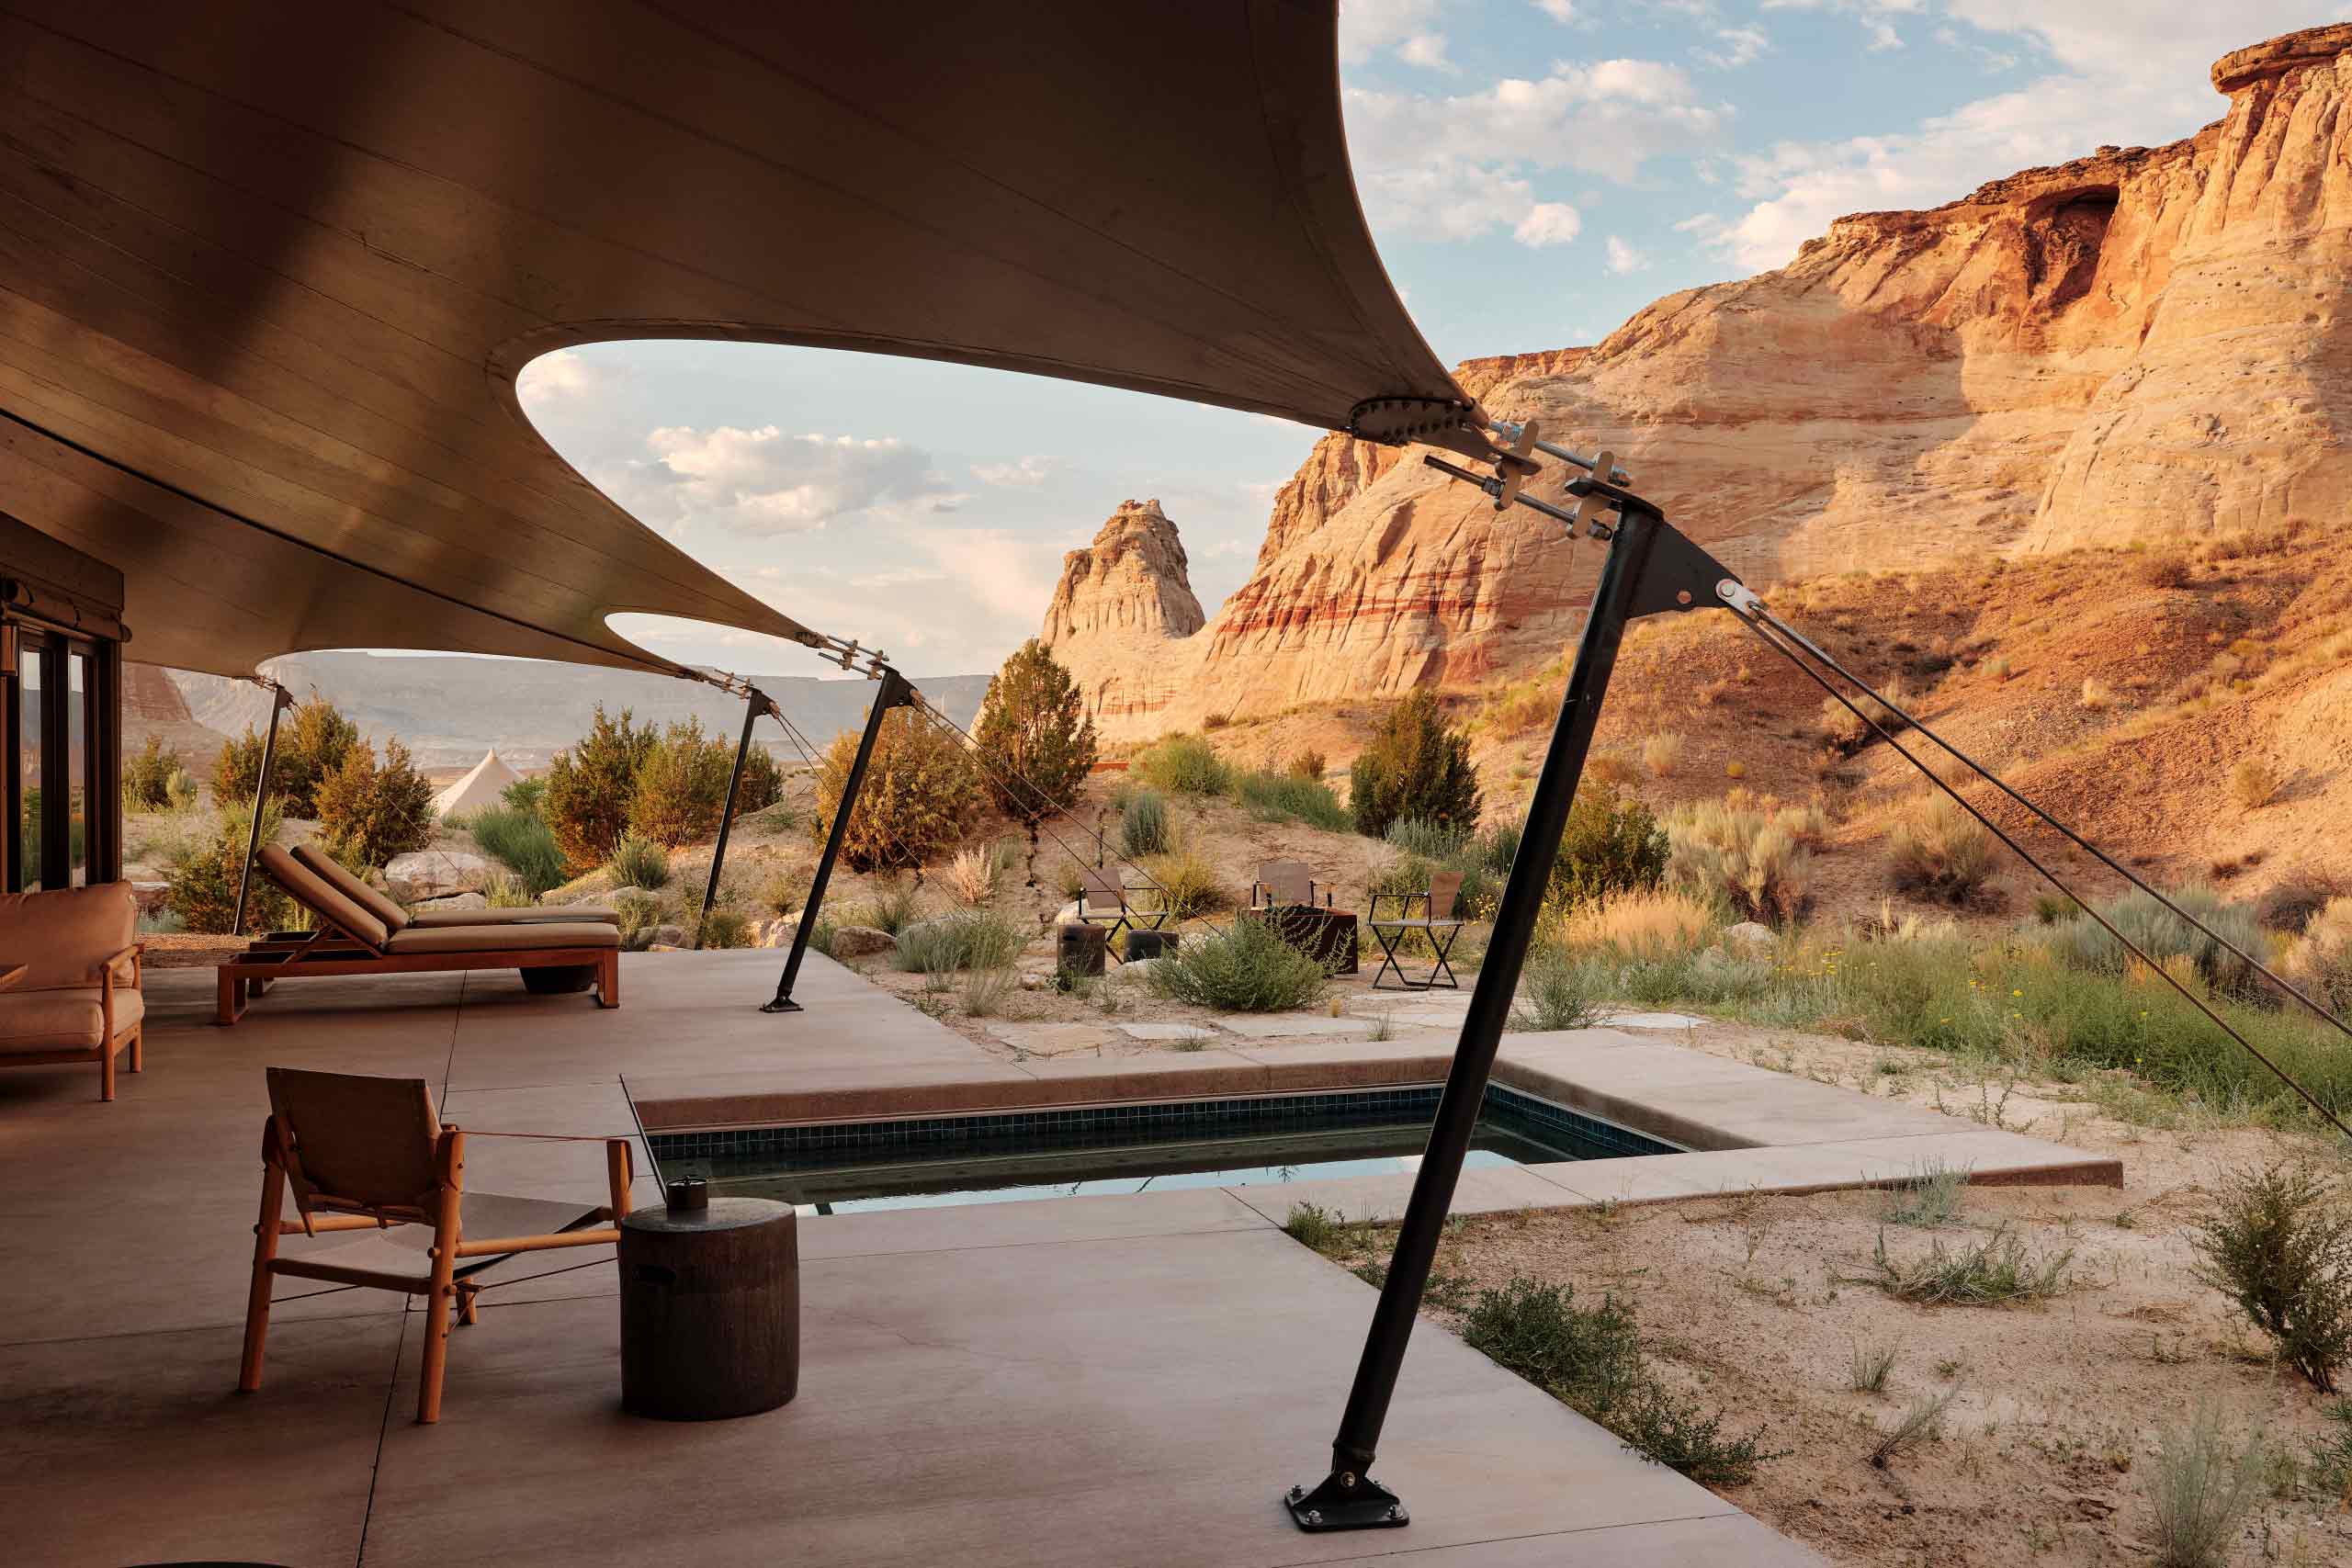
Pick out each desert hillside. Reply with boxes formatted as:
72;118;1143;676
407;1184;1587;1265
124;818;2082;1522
1046;24;2352;745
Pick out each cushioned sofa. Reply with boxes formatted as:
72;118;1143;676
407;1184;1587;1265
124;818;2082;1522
0;882;143;1100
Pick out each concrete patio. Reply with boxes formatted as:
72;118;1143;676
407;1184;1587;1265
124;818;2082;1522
3;948;2118;1565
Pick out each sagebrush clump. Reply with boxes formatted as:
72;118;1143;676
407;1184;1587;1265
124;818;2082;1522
2193;1161;2352;1391
1666;795;1813;926
1146;916;1329;1011
1886;795;1998;904
1130;733;1231;796
468;805;568;897
123;735;181;811
164;800;296;934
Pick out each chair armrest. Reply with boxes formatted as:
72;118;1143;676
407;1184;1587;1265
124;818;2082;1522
97;942;142;987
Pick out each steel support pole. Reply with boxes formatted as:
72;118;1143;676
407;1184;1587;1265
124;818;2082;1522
695;689;765;950
232;684;292;937
1286;502;1734;1532
763;668;910;1012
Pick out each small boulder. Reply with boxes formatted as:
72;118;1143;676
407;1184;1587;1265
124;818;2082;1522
130;880;170;915
385;849;491;901
1722;921;1776;962
828;924;897;958
422;891;488;913
650;922;685;949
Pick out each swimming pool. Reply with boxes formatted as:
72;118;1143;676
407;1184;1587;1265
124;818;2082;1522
649;1083;1676;1213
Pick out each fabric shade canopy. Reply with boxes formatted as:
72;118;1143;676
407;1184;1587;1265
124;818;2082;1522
0;1;1477;678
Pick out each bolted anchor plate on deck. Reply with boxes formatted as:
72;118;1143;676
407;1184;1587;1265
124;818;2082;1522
1284;1470;1408;1531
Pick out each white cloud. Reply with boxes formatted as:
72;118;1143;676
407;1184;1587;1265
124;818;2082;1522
1514;202;1584;247
1344;62;1726;243
514;349;614;403
1340;0;1449;68
1697;0;2333;273
970;455;1063;487
604;425;962;536
1605;235;1649;273
1532;0;1578;20
1397;31;1455;72
1699;26;1770;69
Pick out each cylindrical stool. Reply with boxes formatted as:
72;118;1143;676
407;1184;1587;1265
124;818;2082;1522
1057;920;1107;977
619;1194;798;1420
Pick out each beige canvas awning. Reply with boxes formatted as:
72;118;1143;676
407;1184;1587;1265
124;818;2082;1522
0;2;1476;677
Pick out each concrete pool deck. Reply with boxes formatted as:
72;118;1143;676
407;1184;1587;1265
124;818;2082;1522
1;949;2114;1565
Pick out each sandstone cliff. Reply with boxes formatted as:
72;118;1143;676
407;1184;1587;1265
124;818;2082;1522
1046;24;2352;741
1040;500;1206;728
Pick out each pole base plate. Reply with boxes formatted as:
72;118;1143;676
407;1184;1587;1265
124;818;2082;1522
1284;1472;1407;1531
758;998;805;1014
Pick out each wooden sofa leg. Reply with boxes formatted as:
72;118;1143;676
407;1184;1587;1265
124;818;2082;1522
239;1152;286;1393
129;1024;142;1074
100;1040;115;1101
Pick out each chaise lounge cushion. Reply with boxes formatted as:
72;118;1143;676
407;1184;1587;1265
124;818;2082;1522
0;882;138;991
0;987;143;1053
258;845;390;949
291;844;411;932
405;905;620;930
381;921;618;955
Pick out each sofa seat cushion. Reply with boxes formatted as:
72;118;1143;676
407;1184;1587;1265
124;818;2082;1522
382;922;618;955
0;987;142;1053
405;906;620;930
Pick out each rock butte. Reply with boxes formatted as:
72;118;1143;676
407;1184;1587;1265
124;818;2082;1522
1045;24;2352;741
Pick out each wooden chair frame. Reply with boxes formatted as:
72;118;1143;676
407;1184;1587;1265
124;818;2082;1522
1365;872;1465;992
239;1111;632;1424
6;942;143;1100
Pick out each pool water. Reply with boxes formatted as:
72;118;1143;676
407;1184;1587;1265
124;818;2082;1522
655;1085;1674;1214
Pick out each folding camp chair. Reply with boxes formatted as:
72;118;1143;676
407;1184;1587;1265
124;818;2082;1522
1250;859;1331;911
1074;866;1168;963
1366;869;1465;991
238;1067;632;1424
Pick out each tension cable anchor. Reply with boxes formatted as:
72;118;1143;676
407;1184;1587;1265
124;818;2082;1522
1284;1470;1408;1532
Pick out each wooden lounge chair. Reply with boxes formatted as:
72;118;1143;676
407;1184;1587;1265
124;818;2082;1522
219;845;619;1025
1074;866;1167;962
290;842;619;930
0;882;143;1100
1367;869;1465;991
238;1067;631;1423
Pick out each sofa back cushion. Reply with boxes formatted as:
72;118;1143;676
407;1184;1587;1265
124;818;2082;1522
0;882;136;991
258;845;389;950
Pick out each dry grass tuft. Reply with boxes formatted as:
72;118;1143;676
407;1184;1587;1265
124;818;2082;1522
1886;796;1999;904
1643;732;1686;778
2078;676;2115;712
2229;758;2280;810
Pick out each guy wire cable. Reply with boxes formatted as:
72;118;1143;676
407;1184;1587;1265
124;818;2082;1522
1725;603;2352;1143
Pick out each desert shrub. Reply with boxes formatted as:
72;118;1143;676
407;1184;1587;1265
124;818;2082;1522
1723;760;1747;780
1287;748;1328;781
1549;783;1668;911
2136;550;2194;590
1856;1224;2071;1305
753;864;802;918
1641;732;1685;777
1666;796;1812;926
2230;758;2281;809
612;890;661;952
501;777;546;813
1554;888;1719;961
896;910;1023;975
1462;1278;1781;1486
468;805;568;897
696;908;753;949
2193;1162;2352;1391
1118;787;1170;858
1983;656;2012;682
1887;795;1998;903
313;737;436;869
212;694;360;818
1878;1159;1968;1228
1140;846;1229;919
1131;733;1231;796
958;963;1016;1016
940;846;999;907
123;735;180;811
1234;770;1348;829
163;800;295;934
2045;884;2266;1000
2148;1404;2266;1568
1146;916;1329;1011
1818;677;1911;751
1870;1390;1956;1469
1473;821;1521;877
849;876;924;937
808;706;982;872
1201;710;1231;730
1283;1201;1345;1252
482;873;533;908
1587;751;1637;785
2079;675;2114;711
2282;897;2352;1011
2032;892;2072;925
608;832;671;892
2263;874;2352;935
971;638;1097;821
545;705;657;874
1848;1340;1895;1394
1510;946;1602;1032
627;717;734;847
165;768;200;812
1349;689;1479;840
1386;816;1468;861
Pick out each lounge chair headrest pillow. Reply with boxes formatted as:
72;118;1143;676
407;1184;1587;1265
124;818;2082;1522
0;882;137;991
292;843;409;932
258;845;390;950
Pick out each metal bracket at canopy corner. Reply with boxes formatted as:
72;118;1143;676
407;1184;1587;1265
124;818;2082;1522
811;633;892;679
1346;395;1480;448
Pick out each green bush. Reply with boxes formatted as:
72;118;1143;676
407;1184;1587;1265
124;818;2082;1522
895;911;1024;975
1549;784;1668;910
2194;1161;2352;1391
1349;688;1478;840
123;735;180;811
313;738;436;869
468;806;568;897
809;707;981;872
164;768;200;812
613;890;662;952
501;777;546;813
1146;916;1329;1011
1473;821;1522;878
1140;846;1231;920
972;639;1097;821
1462;1278;1781;1487
848;876;924;937
212;694;360;818
609;832;671;892
697;908;753;949
1287;748;1328;781
545;706;656;874
163;800;296;933
1131;733;1231;796
1235;770;1348;829
628;717;735;848
1510;946;1603;1032
2046;885;2267;1000
482;873;533;908
1386;816;1469;860
1119;788;1170;858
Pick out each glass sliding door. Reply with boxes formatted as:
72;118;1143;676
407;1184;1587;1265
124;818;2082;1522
16;643;40;890
6;628;118;892
66;649;86;886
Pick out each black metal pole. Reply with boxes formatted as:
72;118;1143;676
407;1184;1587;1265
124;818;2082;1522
1286;502;1733;1532
232;683;290;937
695;688;765;950
763;667;910;1012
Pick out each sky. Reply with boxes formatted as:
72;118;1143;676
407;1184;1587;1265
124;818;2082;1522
522;0;2345;682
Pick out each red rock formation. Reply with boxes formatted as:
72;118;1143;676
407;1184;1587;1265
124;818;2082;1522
1040;500;1205;728
1050;24;2352;739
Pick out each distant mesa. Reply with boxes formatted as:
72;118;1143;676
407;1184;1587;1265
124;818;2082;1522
1040;22;2352;742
